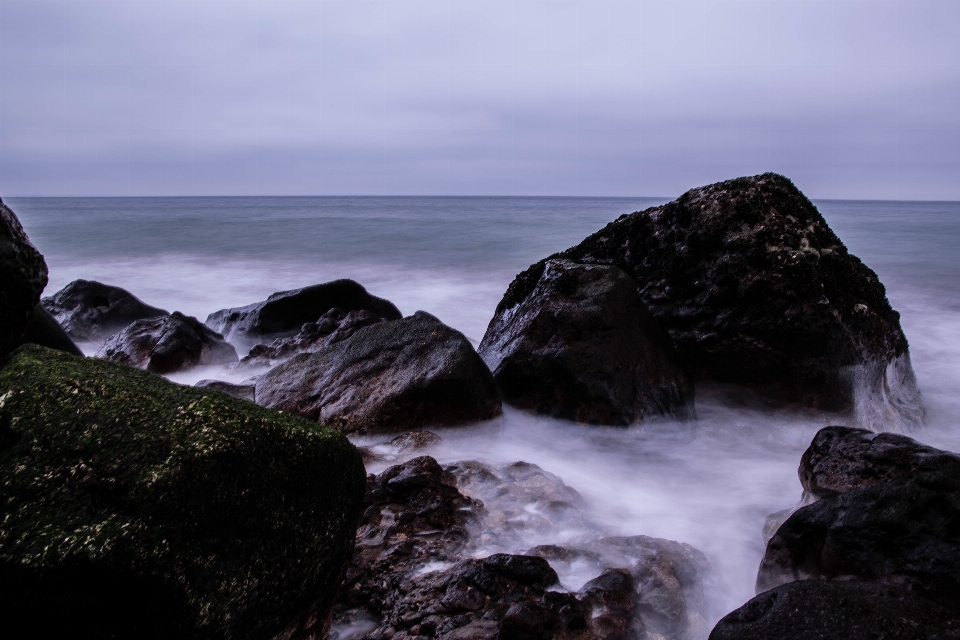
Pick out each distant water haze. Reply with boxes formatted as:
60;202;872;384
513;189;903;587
12;195;960;622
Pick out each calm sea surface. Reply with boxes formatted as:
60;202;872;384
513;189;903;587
10;195;960;622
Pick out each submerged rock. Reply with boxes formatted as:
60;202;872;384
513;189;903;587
205;279;401;349
710;580;960;640
799;425;960;499
239;307;387;369
0;344;366;640
256;311;501;434
499;173;922;430
0;197;48;356
479;259;694;426
97;311;238;373
22;303;83;356
41;278;168;344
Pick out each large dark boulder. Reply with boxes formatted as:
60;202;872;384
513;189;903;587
479;259;694;425
256;311;501;434
41;279;168;344
0;344;366;640
205;279;401;349
799;425;960;499
710;580;960;640
498;173;921;429
22;303;83;356
97;311;238;374
0;197;48;356
756;465;960;599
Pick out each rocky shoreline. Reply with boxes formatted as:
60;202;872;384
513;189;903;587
1;174;955;639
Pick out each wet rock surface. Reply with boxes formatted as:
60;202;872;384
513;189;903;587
710;580;960;640
41;279;168;345
205;279;401;349
194;378;256;402
256;312;501;434
799;425;960;498
479;259;694;426
497;173;921;429
335;455;712;640
238;307;386;369
97;311;238;373
0;344;366;640
22;303;83;356
0;197;48;356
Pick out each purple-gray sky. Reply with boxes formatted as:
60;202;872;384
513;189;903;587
1;0;957;198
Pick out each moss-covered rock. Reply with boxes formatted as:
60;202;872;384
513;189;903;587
0;344;366;640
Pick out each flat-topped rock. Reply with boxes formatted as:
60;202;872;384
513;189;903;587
0;197;48;356
205;279;401;349
0;344;366;640
256;311;501;434
499;173;922;430
97;311;238;373
41;279;168;345
480;259;694;426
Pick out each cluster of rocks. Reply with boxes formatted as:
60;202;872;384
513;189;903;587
335;446;713;640
710;426;960;639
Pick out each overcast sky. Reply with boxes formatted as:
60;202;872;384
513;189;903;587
1;0;957;198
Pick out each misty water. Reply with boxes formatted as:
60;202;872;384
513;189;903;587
11;195;960;626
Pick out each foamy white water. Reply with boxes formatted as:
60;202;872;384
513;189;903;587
11;195;960;624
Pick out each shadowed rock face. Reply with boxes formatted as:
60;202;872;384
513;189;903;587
799;425;960;499
97;311;238;374
256;311;501;434
205;279;401;349
709;580;960;640
41;279;168;344
0;344;366;640
22;304;83;356
497;173;921;430
0;198;48;356
480;259;694;426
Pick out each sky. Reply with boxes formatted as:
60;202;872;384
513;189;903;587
0;0;958;199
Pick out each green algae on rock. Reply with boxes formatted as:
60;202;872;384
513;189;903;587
0;344;366;640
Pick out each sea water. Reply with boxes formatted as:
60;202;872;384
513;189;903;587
11;195;960;623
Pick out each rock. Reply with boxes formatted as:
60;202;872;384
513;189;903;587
756;465;960;599
498;173;922;429
41;279;169;345
194;378;256;402
0;344;366;640
22;303;83;356
799;425;960;499
205;279;402;349
97;311;238;374
390;430;443;453
479;259;694;426
0;197;48;356
239;307;387;369
709;580;960;640
256;311;502;434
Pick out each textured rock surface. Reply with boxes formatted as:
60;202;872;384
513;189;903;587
0;197;48;356
256;311;501;434
41;279;168;344
0;344;366;640
799;425;960;499
497;173;921;429
239;307;386;370
710;580;960;640
97;311;238;373
756;465;960;598
205;279;401;349
479;259;694;426
194;378;256;402
22;303;83;356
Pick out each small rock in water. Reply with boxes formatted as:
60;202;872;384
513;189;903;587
255;311;502;434
194;378;256;402
479;259;694;426
390;430;443;452
97;311;238;373
205;279;401;349
41;278;168;344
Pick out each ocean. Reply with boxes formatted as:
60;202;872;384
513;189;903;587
10;195;960;624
